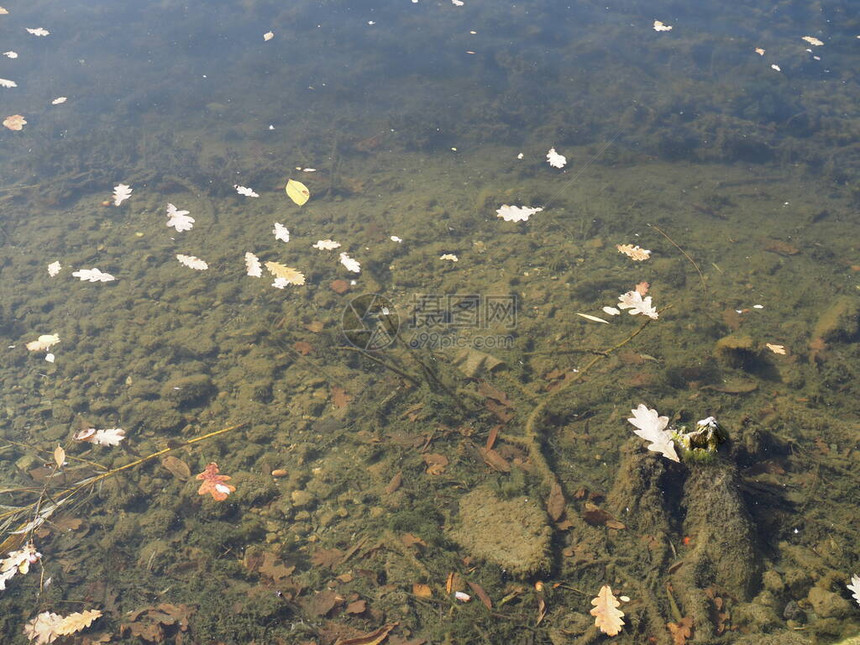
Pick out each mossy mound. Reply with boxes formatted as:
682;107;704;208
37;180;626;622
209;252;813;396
448;486;552;577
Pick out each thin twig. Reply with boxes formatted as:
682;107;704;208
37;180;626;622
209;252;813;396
648;223;707;292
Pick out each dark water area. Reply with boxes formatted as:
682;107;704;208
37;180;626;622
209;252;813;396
1;1;858;643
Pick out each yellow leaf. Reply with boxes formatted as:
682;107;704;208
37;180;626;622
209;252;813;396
285;179;310;206
55;609;102;635
264;261;306;285
590;584;625;636
53;445;65;469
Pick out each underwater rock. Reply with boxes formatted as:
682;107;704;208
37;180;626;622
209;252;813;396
812;295;859;343
607;443;673;554
713;333;758;369
677;459;761;600
449;486;552;577
161;373;216;409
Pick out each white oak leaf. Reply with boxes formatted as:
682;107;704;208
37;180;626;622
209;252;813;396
590;585;625;636
244;252;262;277
166;203;194;232
273;222;290;243
176;254;208;270
627;404;679;462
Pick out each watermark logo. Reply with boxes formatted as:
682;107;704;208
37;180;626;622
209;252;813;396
341;294;399;351
342;293;516;351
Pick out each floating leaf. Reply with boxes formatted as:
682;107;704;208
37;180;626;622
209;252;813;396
53;446;65;469
590;585;625;636
285;179;310;206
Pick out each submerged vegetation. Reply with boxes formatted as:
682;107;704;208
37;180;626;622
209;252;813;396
1;0;858;643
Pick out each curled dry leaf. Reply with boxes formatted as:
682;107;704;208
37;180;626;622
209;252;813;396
590;585;625;636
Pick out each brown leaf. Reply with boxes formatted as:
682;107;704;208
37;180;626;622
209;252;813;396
330;279;351;294
334;623;398;645
332;386;352;408
311;547;345;569
53;445;65;469
401;533;427;548
546;482;566;521
384;472;402;494
161;455;191;481
478;447;511;473
304;320;324;333
667;616;694;645
412;583;432;598
590;585;625;636
304;590;343;617
257;552;295;583
582;501;614;526
485;425;500;450
293;341;314;356
346;599;367;614
467;581;492;610
422;453;448;475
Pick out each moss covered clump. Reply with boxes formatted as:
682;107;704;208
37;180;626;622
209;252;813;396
448;486;551;577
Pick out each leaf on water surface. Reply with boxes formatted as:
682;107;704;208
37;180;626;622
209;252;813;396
176;254;208;271
195;462;235;501
590;585;625;636
285;179;310;205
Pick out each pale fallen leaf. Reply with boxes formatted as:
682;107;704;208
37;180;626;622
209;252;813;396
25;27;50;36
546;147;567;169
590;585;625;636
265;261;305;285
54;609;102;636
339;252;361;273
26;334;60;352
273;222;290;243
627;404;679;462
0;78;17;88
771;64;781;72
602;306;620;316
244;252;262;277
263;31;274;41
23;611;62;644
53;445;65;469
312;239;341;250
50;96;66;105
3;114;26;130
653;20;672;32
112;183;132;206
617;290;658;319
496;204;543;222
176;254;208;271
2;51;17;59
616;243;651;261
765;343;786;355
72;267;115;282
848;574;860;607
754;47;765;55
74;427;125;446
235;185;259;197
576;312;610;324
439;253;459;262
802;36;823;46
166;203;194;232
